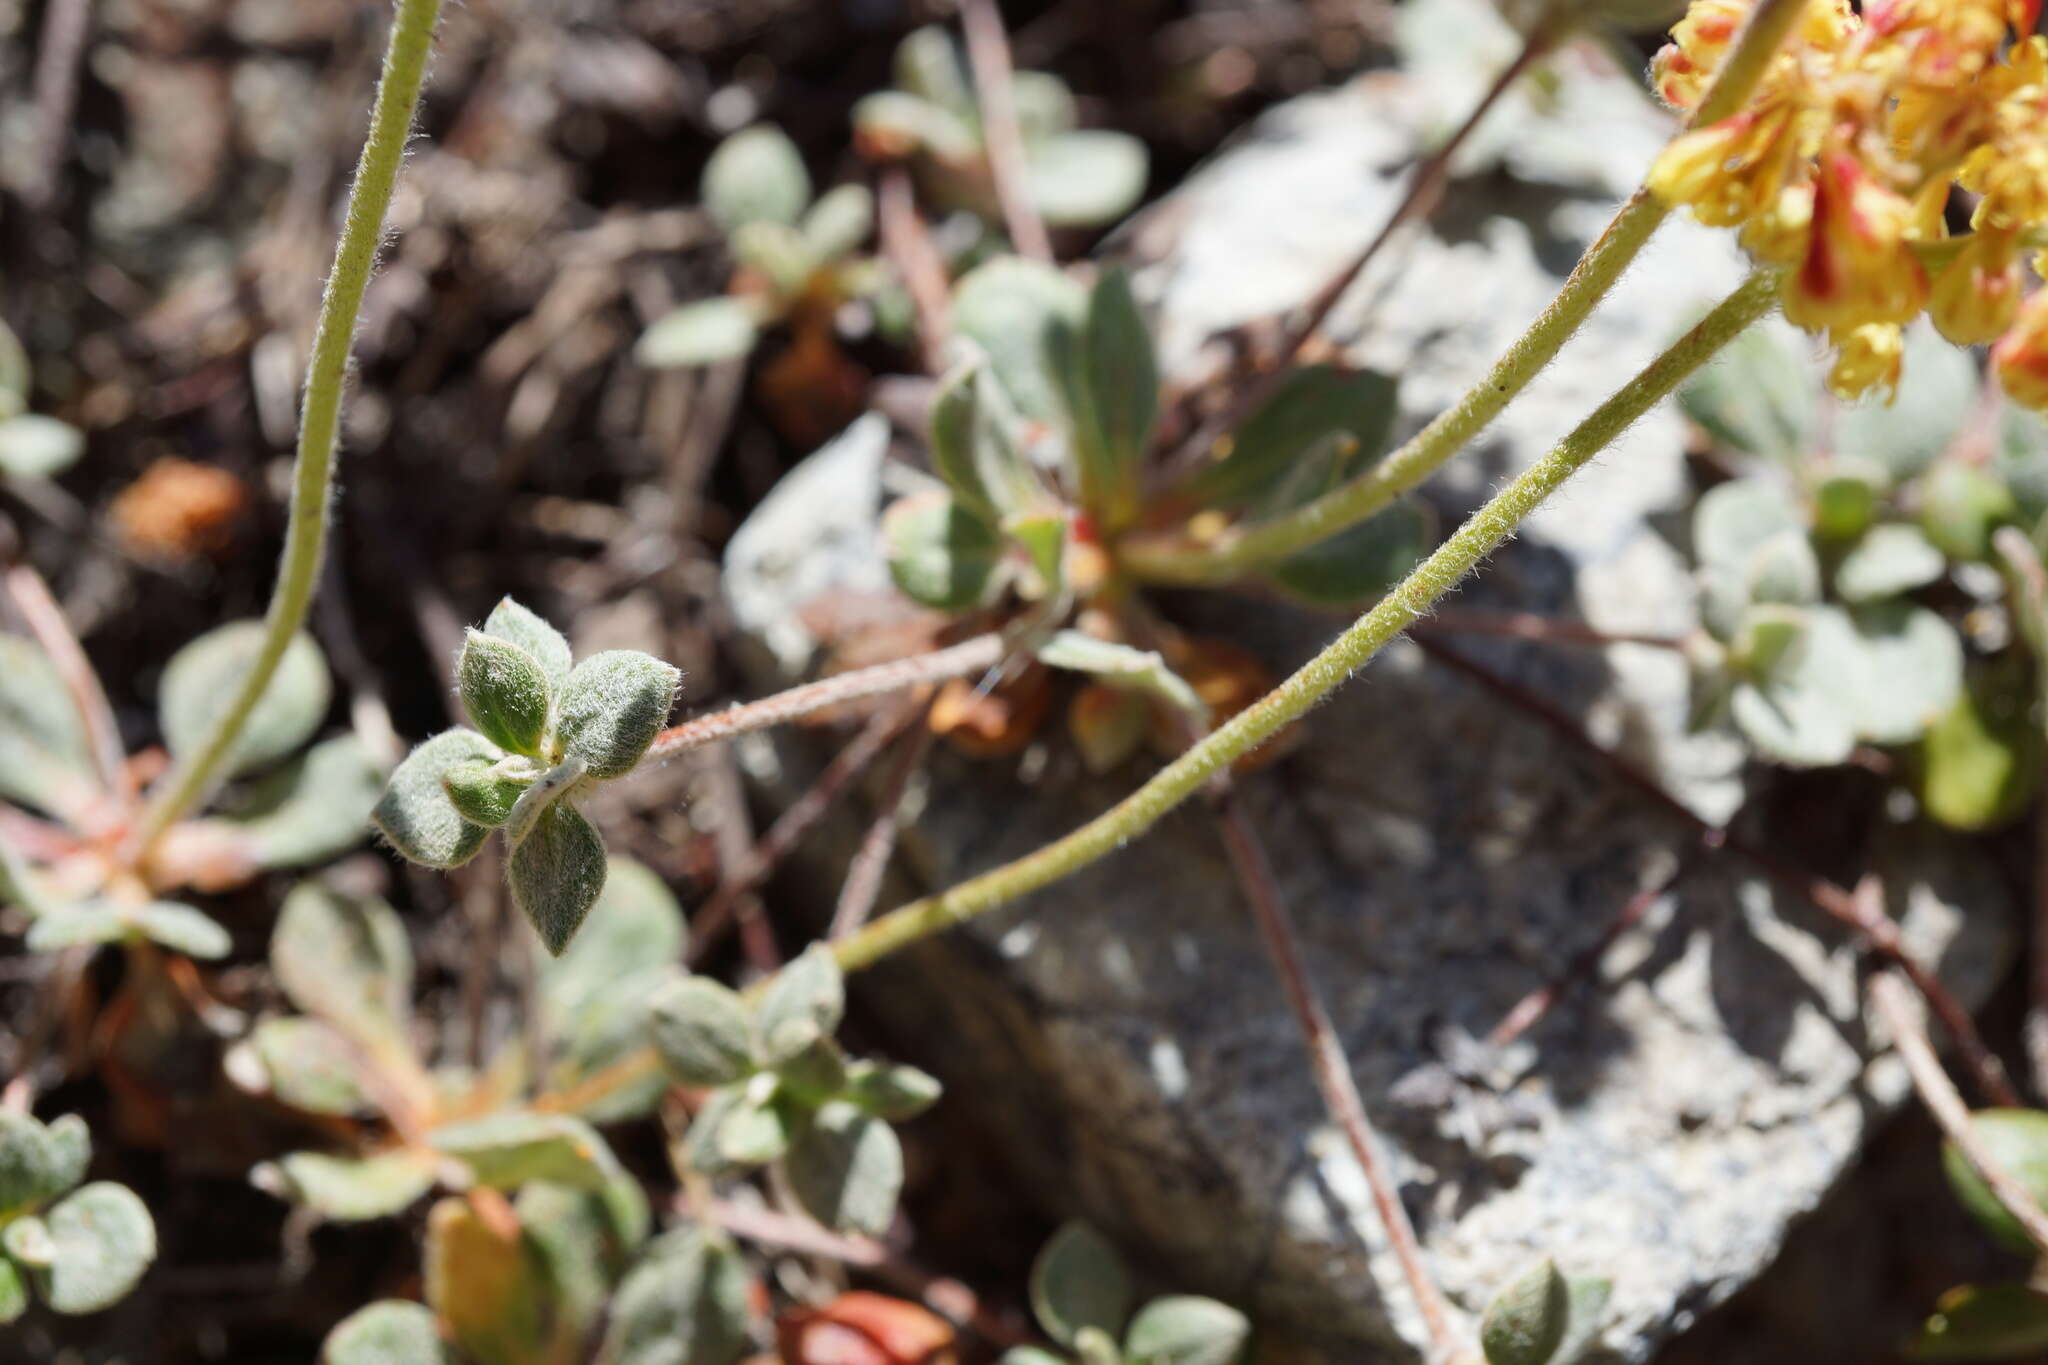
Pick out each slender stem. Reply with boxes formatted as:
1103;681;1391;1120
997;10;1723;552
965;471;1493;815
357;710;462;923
959;0;1053;262
131;0;444;854
831;710;936;940
1211;788;1458;1359
877;166;954;375
834;273;1779;976
1118;0;1810;586
642;634;1002;762
685;701;922;967
26;0;91;211
1156;21;1554;490
1869;968;2048;1255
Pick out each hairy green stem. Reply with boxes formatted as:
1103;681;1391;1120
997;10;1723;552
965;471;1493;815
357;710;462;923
1119;0;1808;586
835;271;1779;974
132;0;444;854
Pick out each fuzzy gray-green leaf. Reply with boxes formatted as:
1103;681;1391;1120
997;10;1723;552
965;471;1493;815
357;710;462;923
1835;523;1946;602
950;256;1087;424
1023;130;1149;229
0;633;98;819
0;1259;26;1324
703;125;810;233
753;943;845;1066
1055;266;1156;526
215;734;385;870
595;1226;753;1365
1692;477;1805;577
1943;1109;2048;1254
1189;366;1396;512
649;975;756;1088
842;1060;943;1120
1480;1258;1570;1365
883;491;1002;612
322;1300;458;1365
1123;1295;1252;1365
247;1016;376;1116
0;413;85;480
539;858;685;1121
35;1181;156;1314
509;800;609;955
802;184;874;263
1269;503;1428;606
374;728;502;869
0;1111;88;1216
784;1100;902;1237
259;1149;437;1223
160;622;331;779
482;598;574;691
637;297;763;369
271;883;414;1047
555;651;680;780
1031;1221;1131;1347
430;1111;623;1192
443;758;532;829
459;629;553;757
25;900;230;960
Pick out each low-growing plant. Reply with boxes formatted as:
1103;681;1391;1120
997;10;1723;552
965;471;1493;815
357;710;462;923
0;1110;155;1323
1000;1221;1252;1365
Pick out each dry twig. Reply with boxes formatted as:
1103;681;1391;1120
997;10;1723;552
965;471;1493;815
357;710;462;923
959;0;1054;262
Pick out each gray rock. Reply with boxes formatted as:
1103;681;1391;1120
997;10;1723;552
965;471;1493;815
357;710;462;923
721;27;2015;1364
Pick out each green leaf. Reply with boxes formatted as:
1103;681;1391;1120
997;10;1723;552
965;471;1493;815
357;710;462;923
1123;1296;1251;1365
1743;529;1822;606
212;734;385;870
1036;631;1204;721
716;1085;795;1165
773;1034;851;1103
2;1215;52;1266
882;491;1003;612
1728;606;1858;767
0;633;99;819
1075;1329;1122;1365
950;257;1087;424
702;125;810;233
555;650;680;780
0;1111;89;1216
431;1111;623;1192
1844;601;1964;745
1188;367;1397;512
246;1016;375;1116
0;413;85;480
1031;1221;1132;1347
0;319;28;418
1023;131;1149;229
841;1060;943;1120
25;900;231;959
322;1300;458;1365
894;26;974;115
160;622;331;779
482;599;572;692
459;630;553;757
374;728;502;869
730;221;820;299
516;1180;645;1346
753;943;846;1066
1692;477;1806;577
1917;681;2042;833
681;1089;747;1174
1921;462;2020;563
1836;323;1977;479
803;184;875;263
929;362;1050;525
595;1226;754;1365
852;90;980;163
0;1259;26;1325
443;757;534;829
271;883;414;1048
1677;320;1817;462
649;975;756;1088
1006;512;1069;601
539;859;685;1121
1480;1259;1570;1365
1269;503;1429;606
1835;523;1946;602
509;800;609;956
1810;461;1888;542
1909;1282;2048;1362
424;1196;570;1365
1053;266;1156;527
259;1149;437;1223
1944;1110;2048;1255
34;1181;156;1314
1552;1276;1612;1364
1012;70;1079;137
636;297;763;369
785;1100;903;1237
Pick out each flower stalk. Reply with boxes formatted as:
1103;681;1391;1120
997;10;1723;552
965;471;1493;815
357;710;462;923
131;0;445;856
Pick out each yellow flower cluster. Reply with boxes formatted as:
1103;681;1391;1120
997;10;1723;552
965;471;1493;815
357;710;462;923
1647;0;2048;407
